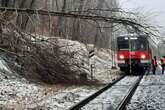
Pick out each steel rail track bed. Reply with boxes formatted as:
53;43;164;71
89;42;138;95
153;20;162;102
68;75;126;110
116;75;143;110
68;74;144;110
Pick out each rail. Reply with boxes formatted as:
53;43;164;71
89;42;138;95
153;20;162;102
68;75;125;110
116;75;143;110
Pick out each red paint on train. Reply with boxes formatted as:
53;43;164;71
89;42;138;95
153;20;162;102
117;50;150;60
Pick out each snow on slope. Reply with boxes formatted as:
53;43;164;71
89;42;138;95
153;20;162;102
0;39;120;110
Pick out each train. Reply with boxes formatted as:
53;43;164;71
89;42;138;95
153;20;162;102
117;34;158;74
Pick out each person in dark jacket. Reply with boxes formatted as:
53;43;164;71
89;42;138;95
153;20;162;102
151;56;157;75
161;56;165;74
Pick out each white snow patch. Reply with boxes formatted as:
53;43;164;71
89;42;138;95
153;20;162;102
0;57;12;74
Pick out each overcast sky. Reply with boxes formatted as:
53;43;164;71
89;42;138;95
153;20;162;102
119;0;165;27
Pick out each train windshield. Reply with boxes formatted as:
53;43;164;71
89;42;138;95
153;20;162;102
117;37;148;51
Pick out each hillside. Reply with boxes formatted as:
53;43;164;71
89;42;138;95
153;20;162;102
0;38;121;110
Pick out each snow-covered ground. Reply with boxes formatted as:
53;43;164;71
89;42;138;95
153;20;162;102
127;74;165;110
0;72;99;110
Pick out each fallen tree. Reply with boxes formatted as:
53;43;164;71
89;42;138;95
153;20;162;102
0;7;162;84
0;17;89;84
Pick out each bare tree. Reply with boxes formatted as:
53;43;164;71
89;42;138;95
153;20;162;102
16;0;36;30
0;1;163;83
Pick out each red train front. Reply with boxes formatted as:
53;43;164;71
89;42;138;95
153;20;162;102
117;35;151;74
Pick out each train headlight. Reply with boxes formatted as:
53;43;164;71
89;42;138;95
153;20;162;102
119;55;124;60
141;54;146;59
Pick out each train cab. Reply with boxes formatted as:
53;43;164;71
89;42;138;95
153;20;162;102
117;35;151;74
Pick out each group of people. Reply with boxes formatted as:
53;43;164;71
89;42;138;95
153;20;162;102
152;56;165;74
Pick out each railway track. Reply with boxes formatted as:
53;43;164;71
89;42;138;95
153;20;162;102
68;75;144;110
116;75;143;110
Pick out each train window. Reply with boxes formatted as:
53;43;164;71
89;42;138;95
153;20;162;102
118;40;129;50
131;40;147;51
117;37;148;51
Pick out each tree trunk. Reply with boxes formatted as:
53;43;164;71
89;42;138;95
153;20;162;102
56;0;67;37
16;0;35;30
72;0;84;41
1;0;9;7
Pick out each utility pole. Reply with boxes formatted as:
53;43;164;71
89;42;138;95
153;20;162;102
129;35;132;74
110;0;114;69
